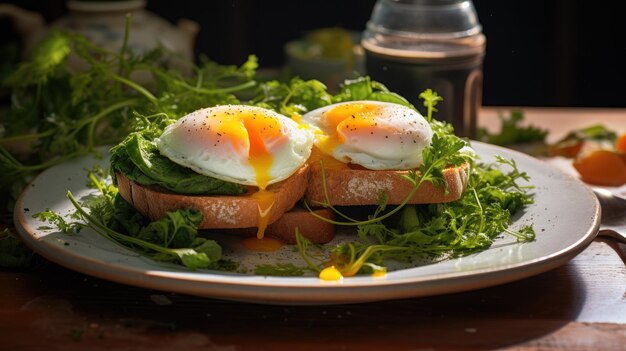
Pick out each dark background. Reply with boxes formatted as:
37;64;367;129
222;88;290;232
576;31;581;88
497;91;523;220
2;0;625;108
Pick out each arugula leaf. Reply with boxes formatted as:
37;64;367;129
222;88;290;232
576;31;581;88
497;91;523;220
334;154;535;267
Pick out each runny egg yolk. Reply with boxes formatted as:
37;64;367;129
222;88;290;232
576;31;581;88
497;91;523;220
250;189;274;239
307;147;349;170
318;102;383;156
293;113;347;169
213;112;287;239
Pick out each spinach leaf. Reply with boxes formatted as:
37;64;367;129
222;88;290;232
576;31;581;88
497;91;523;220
111;133;246;195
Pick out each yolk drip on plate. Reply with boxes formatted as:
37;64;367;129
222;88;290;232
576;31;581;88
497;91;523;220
319;266;343;281
318;266;388;281
242;236;283;252
318;252;389;281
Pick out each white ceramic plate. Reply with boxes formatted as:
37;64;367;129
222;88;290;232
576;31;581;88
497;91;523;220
14;142;600;305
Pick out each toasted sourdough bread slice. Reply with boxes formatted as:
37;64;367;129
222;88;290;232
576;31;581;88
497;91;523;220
305;163;469;206
225;207;335;244
116;165;310;229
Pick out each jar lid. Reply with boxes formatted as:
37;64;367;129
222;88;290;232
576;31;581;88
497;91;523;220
362;0;485;59
366;0;482;40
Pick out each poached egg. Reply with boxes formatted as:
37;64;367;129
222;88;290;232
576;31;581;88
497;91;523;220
156;105;314;239
301;101;433;170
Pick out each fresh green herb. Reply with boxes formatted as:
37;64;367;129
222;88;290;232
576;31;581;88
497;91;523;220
252;77;333;116
418;89;443;122
66;191;220;270
477;110;548;146
35;167;224;270
295;230;324;273
562;124;617;143
333;76;413;108
34;209;83;233
299;154;535;276
250;76;414;119
544;124;617;157
1;25;257;222
3;30;72;89
476;110;616;158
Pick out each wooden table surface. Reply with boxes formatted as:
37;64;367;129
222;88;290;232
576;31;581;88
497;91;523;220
2;107;625;351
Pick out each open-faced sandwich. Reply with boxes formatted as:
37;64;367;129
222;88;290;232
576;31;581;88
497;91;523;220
111;99;471;249
301;100;469;207
112;105;335;248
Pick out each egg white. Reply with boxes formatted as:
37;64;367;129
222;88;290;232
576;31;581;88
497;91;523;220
301;101;433;170
155;105;313;187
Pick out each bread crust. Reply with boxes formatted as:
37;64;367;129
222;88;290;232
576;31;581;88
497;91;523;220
305;163;469;206
116;165;310;229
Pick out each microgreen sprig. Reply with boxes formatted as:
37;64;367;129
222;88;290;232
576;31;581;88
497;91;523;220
418;89;443;122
